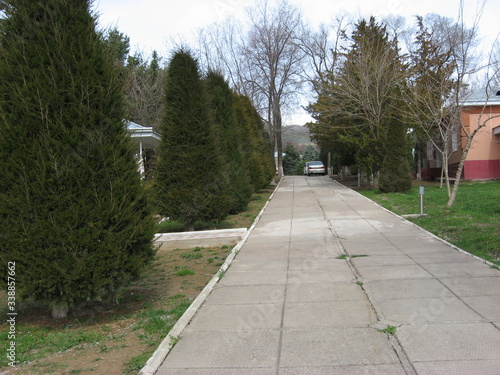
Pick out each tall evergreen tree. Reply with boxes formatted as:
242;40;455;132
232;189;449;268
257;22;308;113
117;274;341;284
283;144;300;175
308;17;408;187
205;72;252;213
233;94;275;189
302;145;319;162
0;0;155;318
378;119;412;192
155;50;228;230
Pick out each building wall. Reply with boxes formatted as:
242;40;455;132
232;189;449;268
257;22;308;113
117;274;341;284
461;105;500;179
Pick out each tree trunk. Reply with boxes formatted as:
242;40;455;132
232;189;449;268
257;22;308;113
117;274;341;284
447;136;471;208
273;101;284;176
416;141;422;181
52;302;69;319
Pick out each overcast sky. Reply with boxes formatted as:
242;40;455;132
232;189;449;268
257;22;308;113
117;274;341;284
94;0;499;125
95;0;498;54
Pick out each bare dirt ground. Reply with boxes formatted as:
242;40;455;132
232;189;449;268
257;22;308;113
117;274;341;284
0;244;232;375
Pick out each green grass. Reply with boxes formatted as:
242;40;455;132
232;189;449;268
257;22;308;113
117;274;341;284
123;351;153;374
0;327;106;365
133;295;191;347
175;268;195;276
360;181;500;265
180;252;203;260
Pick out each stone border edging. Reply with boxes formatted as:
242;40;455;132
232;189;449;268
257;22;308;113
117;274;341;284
138;180;282;375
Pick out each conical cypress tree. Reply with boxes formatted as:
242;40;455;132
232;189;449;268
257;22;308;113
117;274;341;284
0;0;155;318
205;72;252;214
233;94;275;189
378;119;412;192
155;50;228;230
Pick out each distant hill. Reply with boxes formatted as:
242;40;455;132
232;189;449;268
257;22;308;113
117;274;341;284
282;125;317;154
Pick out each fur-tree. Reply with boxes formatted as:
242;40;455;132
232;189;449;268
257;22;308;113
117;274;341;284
0;0;156;318
155;50;228;230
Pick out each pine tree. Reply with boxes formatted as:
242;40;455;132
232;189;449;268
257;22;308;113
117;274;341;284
155;50;228;230
302;145;319;162
0;0;155;318
205;72;252;213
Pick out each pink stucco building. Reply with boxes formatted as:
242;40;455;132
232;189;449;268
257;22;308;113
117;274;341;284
458;87;500;179
421;87;500;180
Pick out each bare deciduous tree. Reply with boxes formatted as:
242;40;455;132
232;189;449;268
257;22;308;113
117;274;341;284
239;0;306;176
194;0;306;176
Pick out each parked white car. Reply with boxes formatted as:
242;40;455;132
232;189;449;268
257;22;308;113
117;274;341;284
304;161;326;176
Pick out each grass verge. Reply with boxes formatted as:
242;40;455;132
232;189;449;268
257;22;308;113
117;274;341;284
360;180;500;265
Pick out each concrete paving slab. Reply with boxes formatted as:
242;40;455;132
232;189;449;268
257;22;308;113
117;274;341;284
234;249;289;261
288;243;341;259
279;364;407;375
363;279;455;300
422;261;500;278
397;240;452;254
243;235;290;244
461;295;500;321
286;281;366;303
412;360;500;375
396;322;500;362
288;268;355;284
218;269;288;286
376;297;484;324
355;264;433;280
440;276;500;296
184;303;283;332
407;251;479;264
280;327;400;367
350;254;416;267
283;300;377;328
288;258;351;271
345;245;404;256
206;285;286;305
229;259;288;271
160;330;280;369
164;369;276;375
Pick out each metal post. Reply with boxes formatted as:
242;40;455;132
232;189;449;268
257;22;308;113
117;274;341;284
419;186;425;215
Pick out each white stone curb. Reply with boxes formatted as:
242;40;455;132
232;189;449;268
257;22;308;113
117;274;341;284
139;180;282;375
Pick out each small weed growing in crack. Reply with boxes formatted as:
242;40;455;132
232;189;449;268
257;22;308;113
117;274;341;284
356;281;364;287
336;254;369;260
378;325;397;335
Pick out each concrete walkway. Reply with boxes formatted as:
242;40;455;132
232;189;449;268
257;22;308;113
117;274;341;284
155;176;500;375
